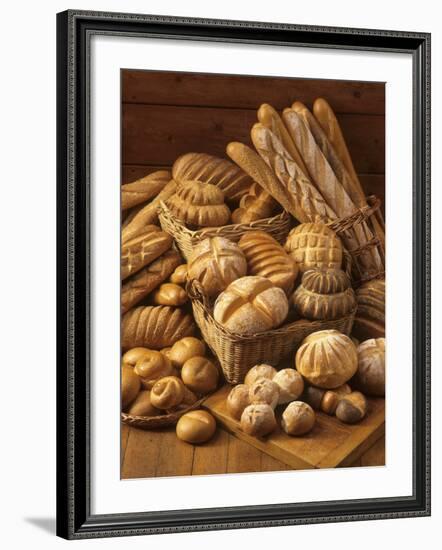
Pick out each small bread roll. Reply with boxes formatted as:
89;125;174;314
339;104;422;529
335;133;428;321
121;366;141;409
153;283;188;306
281;401;315;436
181;357;219;394
226;384;251;420
335;391;367;424
122;347;151;368
150;376;185;409
248;379;280;409
170;264;188;285
176;410;217;444
273;369;304;404
134;350;174;389
127;390;161;416
240;404;277;437
244;364;277;386
169;337;206;369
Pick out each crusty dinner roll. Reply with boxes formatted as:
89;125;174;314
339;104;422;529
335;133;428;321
153;283;188;307
166;180;231;227
150;376;185;409
248;379;280;409
240;404;277;437
213;276;289;335
170;264;188;285
169;337;206;369
133;350;174;389
281;401;315;436
272;368;304;404
122;347;151;368
187;237;247;298
244;364;277;386
176;410;217;444
181;356;219;395
127;390;161;416
121;366;141;409
226;384;251;420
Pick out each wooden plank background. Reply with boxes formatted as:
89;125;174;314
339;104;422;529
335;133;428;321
121;70;385;208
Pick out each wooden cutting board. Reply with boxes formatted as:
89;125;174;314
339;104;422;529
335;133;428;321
203;386;385;470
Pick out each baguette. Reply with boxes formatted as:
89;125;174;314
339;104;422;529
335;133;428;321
121;249;182;313
282;109;383;276
122;170;170;210
172;152;253;203
122;179;177;243
121;226;173;280
122;305;195;350
257;103;310;178
312;97;386;242
249;125;335;223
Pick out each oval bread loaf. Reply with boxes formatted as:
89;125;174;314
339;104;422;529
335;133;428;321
238;230;298;294
213;276;289;335
172;152;253;203
187;237;247;297
166;180;231;227
122;306;195;350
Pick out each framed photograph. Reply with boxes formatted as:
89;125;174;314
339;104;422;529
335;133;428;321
56;10;431;539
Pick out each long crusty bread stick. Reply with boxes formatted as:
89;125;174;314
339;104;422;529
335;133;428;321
122;170;170;210
312;98;385;239
257;103;310;178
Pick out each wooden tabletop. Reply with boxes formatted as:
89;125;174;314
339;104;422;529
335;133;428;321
121;423;385;479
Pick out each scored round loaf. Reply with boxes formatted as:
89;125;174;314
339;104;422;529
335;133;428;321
133;350;174;389
353;278;385;340
352;338;385;396
292;268;356;320
166;180;231;227
238;231;298;294
172;152;253;203
187;237;247;297
273;369;305;404
296;330;358;389
121;306;195;350
248;378;280;409
281;401;315;436
244;364;277;386
213;276;289;335
226;384;251;420
240;404;277;437
284;223;343;273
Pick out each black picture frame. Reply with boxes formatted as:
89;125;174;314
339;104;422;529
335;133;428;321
56;9;431;540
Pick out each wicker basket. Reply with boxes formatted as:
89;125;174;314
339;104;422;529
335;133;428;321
158;201;291;261
187;280;356;385
121;395;207;430
328;195;385;286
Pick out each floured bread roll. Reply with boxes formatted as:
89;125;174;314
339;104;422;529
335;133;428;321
248;379;280;409
166;180;231;227
353;338;385;396
240;404;277;437
296;330;358;389
213;276;289;335
188;237;247;298
273;369;304;404
244;364;277;386
281;401;315;436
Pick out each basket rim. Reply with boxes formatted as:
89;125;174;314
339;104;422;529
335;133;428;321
188;279;357;343
158;200;290;239
121;394;207;426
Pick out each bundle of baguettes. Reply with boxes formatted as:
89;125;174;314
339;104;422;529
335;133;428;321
226;99;385;283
